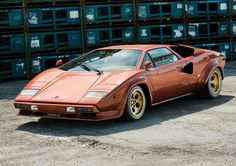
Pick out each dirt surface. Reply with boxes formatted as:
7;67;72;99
0;63;236;166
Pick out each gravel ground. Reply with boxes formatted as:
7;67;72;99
0;62;236;166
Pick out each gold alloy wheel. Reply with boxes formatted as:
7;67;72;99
210;71;220;94
129;89;144;117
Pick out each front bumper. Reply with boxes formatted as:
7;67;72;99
14;102;120;121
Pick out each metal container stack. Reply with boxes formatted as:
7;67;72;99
186;0;232;59
84;0;135;48
0;0;235;80
0;0;25;79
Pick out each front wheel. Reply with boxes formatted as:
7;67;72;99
122;86;146;121
196;68;222;99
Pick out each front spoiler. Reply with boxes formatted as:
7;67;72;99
14;101;120;121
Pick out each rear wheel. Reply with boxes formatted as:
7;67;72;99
122;86;146;121
196;68;222;99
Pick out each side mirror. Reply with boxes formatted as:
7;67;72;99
55;60;64;67
144;61;152;70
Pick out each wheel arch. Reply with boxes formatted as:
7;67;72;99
217;66;224;80
138;84;152;108
195;60;224;92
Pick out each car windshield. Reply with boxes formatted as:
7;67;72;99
60;49;142;72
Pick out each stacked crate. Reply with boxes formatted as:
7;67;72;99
26;0;82;78
84;0;135;50
136;0;233;58
0;0;82;80
232;0;236;57
0;0;235;80
186;0;233;58
138;1;185;43
0;0;26;79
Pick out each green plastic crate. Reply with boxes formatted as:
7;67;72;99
138;2;183;19
139;24;184;42
32;57;43;74
28;7;80;26
0;59;27;78
30;30;81;50
87;27;134;45
12;59;26;77
86;4;133;22
233;22;236;35
187;0;228;16
0;9;23;26
233;0;236;14
188;22;229;38
0;34;24;52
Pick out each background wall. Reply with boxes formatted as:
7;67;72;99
0;0;235;80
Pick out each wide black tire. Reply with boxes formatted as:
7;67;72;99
195;68;222;99
122;86;146;121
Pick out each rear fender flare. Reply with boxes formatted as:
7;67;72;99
195;60;223;92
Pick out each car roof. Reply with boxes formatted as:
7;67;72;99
97;44;175;51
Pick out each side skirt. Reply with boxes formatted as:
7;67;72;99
152;93;193;107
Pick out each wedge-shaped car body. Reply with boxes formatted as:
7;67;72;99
14;44;226;121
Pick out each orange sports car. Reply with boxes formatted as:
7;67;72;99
14;44;226;121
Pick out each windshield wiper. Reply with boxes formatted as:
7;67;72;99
77;62;103;75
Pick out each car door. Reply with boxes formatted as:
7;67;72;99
143;47;188;103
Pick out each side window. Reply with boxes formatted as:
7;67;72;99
141;54;154;69
148;47;178;67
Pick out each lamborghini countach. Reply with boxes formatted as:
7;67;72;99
14;44;226;121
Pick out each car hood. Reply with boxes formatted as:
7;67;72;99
30;73;100;103
16;68;141;104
